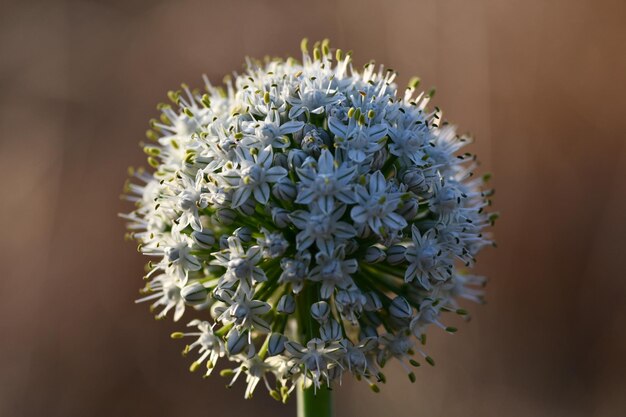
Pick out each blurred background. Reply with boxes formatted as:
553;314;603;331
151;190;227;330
1;0;625;416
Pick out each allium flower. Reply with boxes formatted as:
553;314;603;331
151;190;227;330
121;39;497;406
351;171;408;236
295;149;357;212
222;145;287;208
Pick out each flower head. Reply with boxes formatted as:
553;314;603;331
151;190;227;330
122;39;496;400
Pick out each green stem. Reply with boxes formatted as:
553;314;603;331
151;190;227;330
297;384;333;417
295;282;333;417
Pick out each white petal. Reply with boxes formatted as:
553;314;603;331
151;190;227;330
289;211;309;229
232;187;251;208
328;117;348;138
266;166;287;183
383;213;408;230
257;146;273;169
369;171;386;194
317;195;334;213
368;124;388;141
253;183;270;204
351;206;367;223
280;120;305;134
318;149;335;173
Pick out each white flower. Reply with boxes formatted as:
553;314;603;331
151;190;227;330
404;225;452;289
351;171;408;236
428;177;464;221
215;291;271;334
290;204;356;254
174;170;210;231
135;273;185;321
241;110;304;149
122;39;496;399
340;337;378;376
334;289;366;324
309;245;358;299
329;116;388;162
210;236;266;296
287;75;344;118
279;251;311;293
222;146;287;207
285;338;343;389
295;149;357;212
227;356;277;398
176;320;225;375
388;124;429;164
409;300;442;338
256;228;289;259
152;231;202;284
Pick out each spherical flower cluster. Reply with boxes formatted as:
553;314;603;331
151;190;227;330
122;39;496;401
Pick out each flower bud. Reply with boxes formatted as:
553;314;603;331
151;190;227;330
233;226;252;243
311;301;330;322
389;296;413;319
320;319;342;341
301;126;329;157
212;288;234;303
277;294;296;314
271;207;291;228
227;329;248;355
403;169;428;194
215;208;236;224
371;149;388;171
181;281;208;304
267;333;287;356
288;149;308;170
273;152;288;168
387;244;407;265
364;246;386;263
356;223;371;239
364;291;383;311
238;198;256;216
344;239;359;255
398;199;419;220
192;228;215;249
210;301;226;319
272;178;297;201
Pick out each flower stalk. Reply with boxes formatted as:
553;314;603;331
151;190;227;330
298;384;333;417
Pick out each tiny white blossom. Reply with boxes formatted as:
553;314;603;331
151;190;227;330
329;116;388;162
216;291;271;334
309;246;358;299
351;171;408;236
241;110;304;149
135;273;185;321
285;338;343;389
404;225;452;289
210;236;266;296
295;149;357;212
177;320;225;375
222;146;287;207
290;204;356;254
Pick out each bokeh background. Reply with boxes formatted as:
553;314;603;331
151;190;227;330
1;0;625;416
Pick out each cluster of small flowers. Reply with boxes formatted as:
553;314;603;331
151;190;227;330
122;39;496;401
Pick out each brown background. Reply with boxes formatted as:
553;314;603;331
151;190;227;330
1;0;625;416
